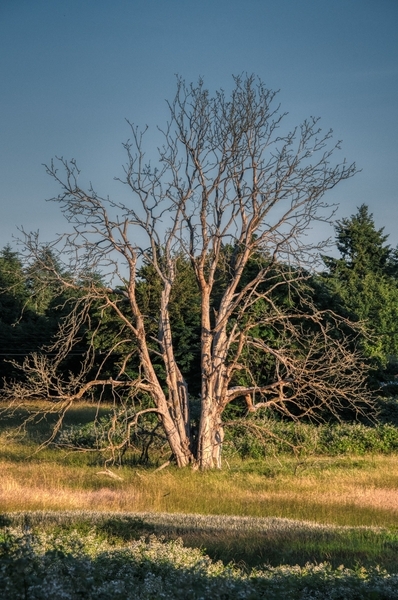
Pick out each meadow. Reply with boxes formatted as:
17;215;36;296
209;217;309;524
1;401;398;598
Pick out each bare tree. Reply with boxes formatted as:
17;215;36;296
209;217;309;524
4;75;372;469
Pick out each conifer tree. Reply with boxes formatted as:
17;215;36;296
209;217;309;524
323;205;398;367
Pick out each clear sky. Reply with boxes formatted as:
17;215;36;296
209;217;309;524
1;0;397;251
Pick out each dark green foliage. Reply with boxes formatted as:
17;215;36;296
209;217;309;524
136;258;202;394
323;205;392;278
0;239;369;428
25;247;64;315
376;395;398;425
0;245;29;319
323;205;398;371
0;246;56;382
79;257;203;396
0;243;115;392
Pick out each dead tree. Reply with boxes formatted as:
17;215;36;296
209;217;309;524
3;75;373;469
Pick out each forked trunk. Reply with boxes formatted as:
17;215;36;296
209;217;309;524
195;285;230;469
159;279;193;466
135;309;193;467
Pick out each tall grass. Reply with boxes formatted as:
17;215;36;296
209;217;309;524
1;453;398;527
1;400;398;528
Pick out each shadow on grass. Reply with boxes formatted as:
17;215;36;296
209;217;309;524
0;402;110;441
6;511;398;573
2;521;398;600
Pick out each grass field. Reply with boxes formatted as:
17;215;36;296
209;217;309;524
1;400;398;597
2;452;398;523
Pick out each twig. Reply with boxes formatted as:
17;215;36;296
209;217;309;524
153;460;171;473
96;469;124;480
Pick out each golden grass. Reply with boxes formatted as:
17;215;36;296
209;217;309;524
1;454;398;527
1;401;397;527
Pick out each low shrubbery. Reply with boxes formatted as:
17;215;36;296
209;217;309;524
54;401;398;465
56;413;398;466
1;523;398;599
226;419;398;460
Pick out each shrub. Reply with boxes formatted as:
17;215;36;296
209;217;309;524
1;526;398;599
58;410;398;463
225;419;398;459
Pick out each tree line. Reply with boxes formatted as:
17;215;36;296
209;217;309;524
2;204;398;387
1;76;397;468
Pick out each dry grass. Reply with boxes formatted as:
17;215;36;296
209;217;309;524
1;454;398;527
1;400;397;527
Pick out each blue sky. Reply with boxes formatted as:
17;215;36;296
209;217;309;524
1;0;397;251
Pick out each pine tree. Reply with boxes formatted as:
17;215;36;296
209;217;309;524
323;205;398;368
323;204;392;279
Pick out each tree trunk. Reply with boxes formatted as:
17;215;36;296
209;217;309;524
136;307;193;467
197;404;224;469
159;409;192;467
197;352;228;469
159;279;193;466
196;282;231;469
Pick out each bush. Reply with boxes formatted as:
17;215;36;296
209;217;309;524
57;420;109;449
225;419;398;460
1;525;398;599
377;395;398;425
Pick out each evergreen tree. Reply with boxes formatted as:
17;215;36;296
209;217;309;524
25;246;64;314
323;204;392;279
0;245;33;381
0;245;71;384
323;205;398;369
0;245;28;321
